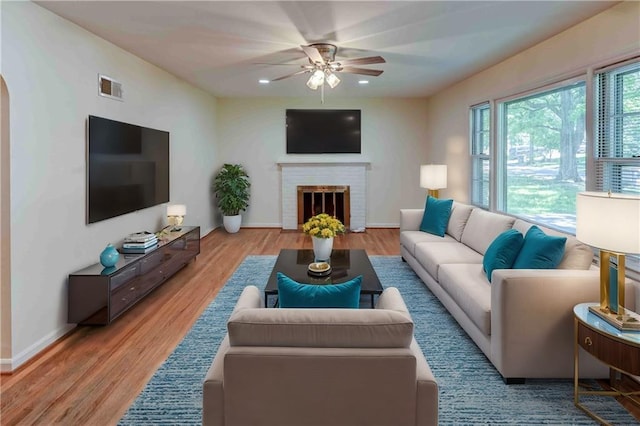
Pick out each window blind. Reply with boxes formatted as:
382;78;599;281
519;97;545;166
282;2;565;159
594;59;640;276
594;61;640;195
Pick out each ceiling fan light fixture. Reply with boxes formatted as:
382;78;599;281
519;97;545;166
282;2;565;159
306;69;325;90
325;71;340;88
264;44;385;101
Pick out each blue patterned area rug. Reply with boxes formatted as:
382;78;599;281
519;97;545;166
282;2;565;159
120;256;637;425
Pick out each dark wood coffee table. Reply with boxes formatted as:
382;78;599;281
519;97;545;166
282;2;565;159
264;249;383;308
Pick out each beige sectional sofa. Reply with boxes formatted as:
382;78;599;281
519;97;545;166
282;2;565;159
203;285;438;426
400;201;638;383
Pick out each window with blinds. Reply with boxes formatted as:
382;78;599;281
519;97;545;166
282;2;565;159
594;58;640;274
466;56;639;274
470;103;490;209
594;60;640;195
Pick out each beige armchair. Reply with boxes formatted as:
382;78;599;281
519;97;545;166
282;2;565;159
203;285;438;426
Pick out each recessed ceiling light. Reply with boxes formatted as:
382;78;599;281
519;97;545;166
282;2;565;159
358;80;369;85
258;79;270;84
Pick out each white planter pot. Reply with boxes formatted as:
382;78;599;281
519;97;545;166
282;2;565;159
312;236;334;261
223;214;242;233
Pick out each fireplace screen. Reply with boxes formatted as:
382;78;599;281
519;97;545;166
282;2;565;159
297;185;350;229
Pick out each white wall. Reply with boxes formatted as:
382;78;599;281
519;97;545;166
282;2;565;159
1;2;218;370
217;98;431;227
424;1;640;203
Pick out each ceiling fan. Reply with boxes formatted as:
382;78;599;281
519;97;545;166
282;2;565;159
268;43;386;92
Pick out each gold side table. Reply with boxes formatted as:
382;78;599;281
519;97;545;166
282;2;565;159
573;303;640;424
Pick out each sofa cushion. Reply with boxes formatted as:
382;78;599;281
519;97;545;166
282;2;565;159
227;307;414;349
512;226;567;270
400;230;455;256
461;209;516;255
512;219;594;270
447;202;474;241
414;241;484;281
420;196;453;237
438;264;492;336
277;273;361;308
483;229;525;282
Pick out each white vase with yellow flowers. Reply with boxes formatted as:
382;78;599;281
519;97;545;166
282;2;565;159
302;213;346;261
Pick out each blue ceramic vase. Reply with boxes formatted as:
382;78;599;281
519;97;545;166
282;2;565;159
100;244;120;268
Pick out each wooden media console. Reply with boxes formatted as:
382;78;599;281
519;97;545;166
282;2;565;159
68;226;200;325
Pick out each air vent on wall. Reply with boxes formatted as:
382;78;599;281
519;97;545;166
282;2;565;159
98;74;123;101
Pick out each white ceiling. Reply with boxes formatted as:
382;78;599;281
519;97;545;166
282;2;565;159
36;1;617;99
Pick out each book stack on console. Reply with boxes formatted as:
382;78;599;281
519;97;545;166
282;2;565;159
121;232;159;254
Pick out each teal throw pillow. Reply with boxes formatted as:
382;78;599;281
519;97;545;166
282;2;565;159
277;272;362;308
419;196;454;237
512;225;567;270
483;229;525;282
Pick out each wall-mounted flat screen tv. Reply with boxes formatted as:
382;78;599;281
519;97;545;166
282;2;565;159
87;115;169;224
286;109;361;154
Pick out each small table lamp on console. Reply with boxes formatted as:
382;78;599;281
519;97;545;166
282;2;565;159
576;191;640;330
167;204;187;231
420;164;447;198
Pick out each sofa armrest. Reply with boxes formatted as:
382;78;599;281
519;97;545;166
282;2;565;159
231;285;263;314
400;209;424;232
203;335;230;426
375;286;410;314
490;269;601;378
411;338;438;426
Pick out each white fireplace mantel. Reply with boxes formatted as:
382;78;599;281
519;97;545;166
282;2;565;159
279;161;368;231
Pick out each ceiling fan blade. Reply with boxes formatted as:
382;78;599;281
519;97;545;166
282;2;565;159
253;62;300;66
254;63;315;70
301;45;325;64
335;56;386;66
270;69;310;82
339;67;384;76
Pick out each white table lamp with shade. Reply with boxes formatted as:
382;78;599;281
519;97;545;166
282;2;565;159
420;164;447;198
167;204;186;231
576;191;640;330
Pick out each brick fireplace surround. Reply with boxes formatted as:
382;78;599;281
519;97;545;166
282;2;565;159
278;161;369;231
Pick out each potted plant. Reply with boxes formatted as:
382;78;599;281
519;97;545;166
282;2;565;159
302;213;346;260
213;163;250;233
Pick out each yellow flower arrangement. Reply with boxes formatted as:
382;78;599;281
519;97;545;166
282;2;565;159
302;213;346;239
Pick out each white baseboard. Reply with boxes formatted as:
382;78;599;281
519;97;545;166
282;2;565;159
1;324;75;372
365;223;400;228
0;358;13;373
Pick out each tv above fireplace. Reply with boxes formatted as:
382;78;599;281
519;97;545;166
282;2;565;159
286;109;361;154
87;115;169;224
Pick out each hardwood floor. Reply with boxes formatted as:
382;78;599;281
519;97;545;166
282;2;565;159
0;228;399;425
1;228;638;424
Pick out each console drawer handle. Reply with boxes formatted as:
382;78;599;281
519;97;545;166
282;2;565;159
584;336;592;346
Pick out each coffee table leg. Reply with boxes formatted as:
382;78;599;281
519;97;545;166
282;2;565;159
264;294;279;308
371;294;375;308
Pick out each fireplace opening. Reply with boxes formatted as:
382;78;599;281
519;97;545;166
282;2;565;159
297;185;350;229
